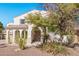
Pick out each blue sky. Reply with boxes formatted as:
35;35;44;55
0;3;44;28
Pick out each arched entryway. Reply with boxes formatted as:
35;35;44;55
31;27;41;43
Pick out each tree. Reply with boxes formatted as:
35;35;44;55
45;4;77;43
74;4;79;8
0;21;3;33
73;4;79;25
25;13;49;43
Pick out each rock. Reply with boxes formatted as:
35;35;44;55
51;34;61;42
48;32;55;42
62;35;69;44
14;48;21;52
73;35;78;44
55;34;61;40
68;43;75;48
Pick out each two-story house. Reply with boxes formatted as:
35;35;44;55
5;10;48;47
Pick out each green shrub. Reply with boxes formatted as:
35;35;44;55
39;42;69;55
15;30;27;50
19;38;26;50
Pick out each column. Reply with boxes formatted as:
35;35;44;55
27;25;32;46
39;27;43;43
6;29;9;44
24;30;26;39
20;30;23;38
46;27;48;34
12;30;16;44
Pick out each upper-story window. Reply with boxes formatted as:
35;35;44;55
20;19;25;24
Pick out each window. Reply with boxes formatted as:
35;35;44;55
20;19;25;24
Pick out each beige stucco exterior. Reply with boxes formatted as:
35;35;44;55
5;10;48;47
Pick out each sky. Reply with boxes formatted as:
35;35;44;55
0;3;44;28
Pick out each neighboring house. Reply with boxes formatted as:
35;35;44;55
5;10;48;46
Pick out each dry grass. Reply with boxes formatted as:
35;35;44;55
38;42;70;56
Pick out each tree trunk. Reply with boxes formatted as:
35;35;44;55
60;35;63;45
42;27;48;43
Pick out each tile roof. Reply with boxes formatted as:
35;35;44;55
6;24;28;29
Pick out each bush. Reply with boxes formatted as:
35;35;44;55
19;38;26;50
39;42;69;55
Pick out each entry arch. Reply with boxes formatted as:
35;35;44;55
31;27;41;43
